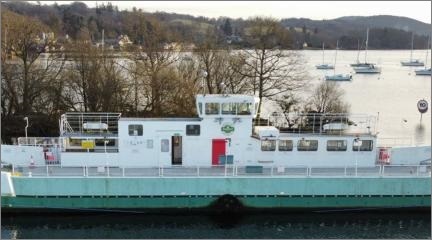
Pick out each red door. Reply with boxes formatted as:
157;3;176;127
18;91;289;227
212;139;226;165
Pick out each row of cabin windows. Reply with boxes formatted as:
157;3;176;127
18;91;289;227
128;124;200;136
261;139;373;152
198;102;254;115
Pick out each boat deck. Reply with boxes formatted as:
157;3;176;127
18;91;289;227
9;165;431;178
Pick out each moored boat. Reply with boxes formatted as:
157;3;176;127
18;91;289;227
352;28;381;74
415;68;431;76
401;33;424;67
353;64;381;74
414;36;431;76
325;40;352;81
325;74;352;81
316;43;334;70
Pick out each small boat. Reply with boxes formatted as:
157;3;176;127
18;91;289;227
316;64;334;70
350;62;375;67
401;33;424;66
401;59;424;66
415;68;431;76
316;43;334;69
353;28;381;74
353;65;381;74
325;74;352;81
350;39;376;67
414;36;431;76
325;40;352;81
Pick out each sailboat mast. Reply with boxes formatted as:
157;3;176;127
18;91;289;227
410;32;414;61
365;28;369;63
322;42;325;64
426;35;430;67
356;39;360;63
334;40;338;75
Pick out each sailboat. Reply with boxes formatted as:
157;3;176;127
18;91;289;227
350;40;371;67
316;43;334;69
415;35;431;76
325;40;352;81
401;32;424;66
353;28;381;74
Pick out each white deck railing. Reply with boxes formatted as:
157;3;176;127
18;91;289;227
8;164;431;178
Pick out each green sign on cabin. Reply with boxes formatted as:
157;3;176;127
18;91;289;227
221;123;235;135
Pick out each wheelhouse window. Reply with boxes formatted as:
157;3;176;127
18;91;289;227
161;139;169;152
222;103;236;115
205;103;220;115
353;139;373;151
128;124;143;136
186;125;200;136
327;140;347;151
278;140;293;151
297;140;318;151
237;103;252;115
261;140;276;151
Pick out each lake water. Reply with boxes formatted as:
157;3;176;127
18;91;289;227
261;49;431;145
1;50;431;239
1;211;431;239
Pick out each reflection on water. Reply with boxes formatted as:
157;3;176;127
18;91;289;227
1;212;431;239
415;123;427;145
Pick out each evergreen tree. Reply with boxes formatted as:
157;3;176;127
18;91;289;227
223;19;233;36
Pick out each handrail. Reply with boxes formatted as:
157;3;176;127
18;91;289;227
8;164;430;178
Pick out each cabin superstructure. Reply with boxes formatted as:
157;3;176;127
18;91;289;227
1;94;400;169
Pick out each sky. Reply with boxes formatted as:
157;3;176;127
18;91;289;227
40;1;431;24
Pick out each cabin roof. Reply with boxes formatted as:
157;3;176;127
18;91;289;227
196;94;259;102
278;132;376;138
119;117;202;122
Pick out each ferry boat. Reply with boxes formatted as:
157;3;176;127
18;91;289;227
1;94;431;212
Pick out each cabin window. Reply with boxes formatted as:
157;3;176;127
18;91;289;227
352;139;373;151
261;140;276;151
128;124;143;136
297;140;318;151
198;102;203;115
186;125;200;136
205;103;220;115
278;140;293;151
222;103;236;115
161;139;169;152
327;140;347;151
237;103;252;115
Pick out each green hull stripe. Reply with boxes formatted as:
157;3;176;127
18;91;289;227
10;177;431;196
2;195;430;209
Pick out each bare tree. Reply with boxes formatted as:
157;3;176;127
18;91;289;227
194;29;250;95
1;10;58;114
307;81;350;114
130;16;178;117
64;42;131;112
1;10;67;141
238;17;308;124
275;93;302;129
